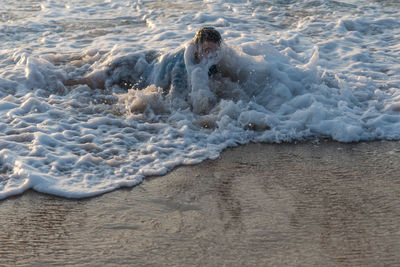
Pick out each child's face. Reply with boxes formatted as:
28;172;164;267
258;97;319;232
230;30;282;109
197;41;220;61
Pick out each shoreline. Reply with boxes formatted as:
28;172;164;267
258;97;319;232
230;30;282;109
1;140;400;266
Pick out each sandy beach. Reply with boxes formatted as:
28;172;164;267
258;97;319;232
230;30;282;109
1;1;400;266
1;141;400;266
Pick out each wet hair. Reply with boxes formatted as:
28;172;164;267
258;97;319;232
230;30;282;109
193;27;222;45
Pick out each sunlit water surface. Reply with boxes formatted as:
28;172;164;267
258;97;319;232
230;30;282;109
0;0;399;198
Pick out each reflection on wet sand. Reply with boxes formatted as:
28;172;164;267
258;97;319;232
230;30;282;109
215;172;243;232
1;141;400;266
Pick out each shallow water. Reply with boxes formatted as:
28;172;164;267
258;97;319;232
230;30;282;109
0;0;400;198
1;141;399;266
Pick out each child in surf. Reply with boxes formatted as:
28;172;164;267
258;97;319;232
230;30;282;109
63;27;238;113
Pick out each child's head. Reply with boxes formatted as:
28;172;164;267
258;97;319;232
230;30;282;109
194;27;222;45
193;27;222;61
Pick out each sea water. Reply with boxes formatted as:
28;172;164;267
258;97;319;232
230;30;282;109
0;0;399;199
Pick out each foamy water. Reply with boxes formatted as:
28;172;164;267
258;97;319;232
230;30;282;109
1;0;399;199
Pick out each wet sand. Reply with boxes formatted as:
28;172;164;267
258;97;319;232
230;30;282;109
1;141;400;266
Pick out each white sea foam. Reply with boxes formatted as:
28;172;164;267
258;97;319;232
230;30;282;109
0;0;399;199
